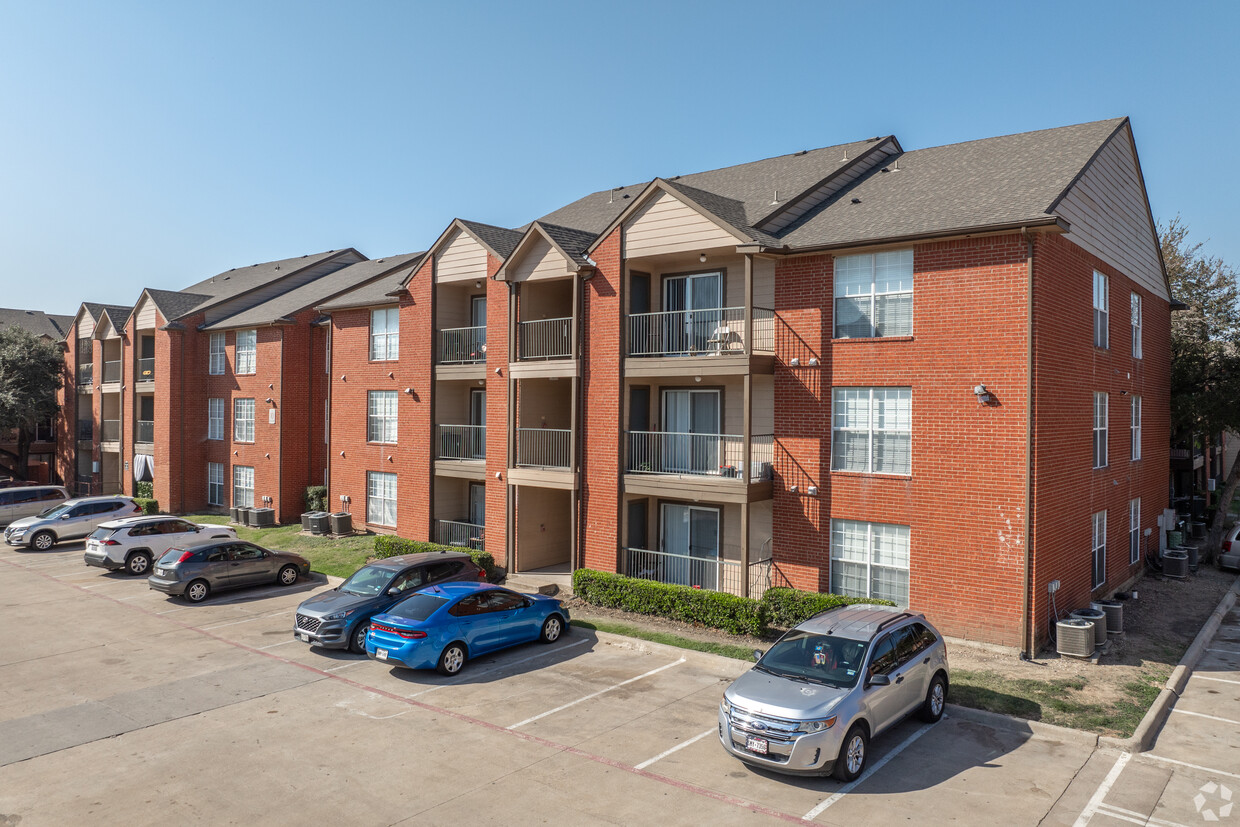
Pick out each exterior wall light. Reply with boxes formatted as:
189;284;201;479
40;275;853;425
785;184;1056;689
789;357;801;367
972;384;992;405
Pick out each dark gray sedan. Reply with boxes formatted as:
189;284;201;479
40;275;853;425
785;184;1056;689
147;540;310;603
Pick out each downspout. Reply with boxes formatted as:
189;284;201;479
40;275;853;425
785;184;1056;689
324;321;332;514
1021;228;1035;660
179;329;186;513
277;326;284;523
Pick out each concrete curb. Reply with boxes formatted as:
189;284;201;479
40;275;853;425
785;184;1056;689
1109;573;1240;754
944;703;1100;749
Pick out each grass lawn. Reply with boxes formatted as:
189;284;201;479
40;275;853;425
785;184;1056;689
190;515;374;579
570;619;759;661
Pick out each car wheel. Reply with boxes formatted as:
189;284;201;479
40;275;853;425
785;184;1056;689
126;551;152;576
919;673;948;723
348;620;370;654
437;642;467;676
277;565;299;586
539;615;563;643
185;579;210;603
833;724;868;782
31;531;56;551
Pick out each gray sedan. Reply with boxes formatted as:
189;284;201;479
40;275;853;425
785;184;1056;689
147;540;310;603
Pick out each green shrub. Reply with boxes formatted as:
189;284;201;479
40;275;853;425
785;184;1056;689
133;498;159;515
571;568;767;636
761;587;895;628
135;481;153;499
373;535;496;580
304;485;327;512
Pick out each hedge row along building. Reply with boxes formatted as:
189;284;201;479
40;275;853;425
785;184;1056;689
57;117;1170;652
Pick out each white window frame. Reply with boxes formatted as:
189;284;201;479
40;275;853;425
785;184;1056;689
1130;395;1142;461
1129;498;1141;566
209;332;226;375
1130;292;1142;359
207;398;225;441
831;387;912;475
207;462;224;507
830;519;910;606
370;308;399;361
367;471;397;527
234;398;255;443
235;329;257;375
833;249;914;339
232;465;254;508
367;391;398;444
1092;510;1107;590
1093;392;1108;469
1093;270;1109;349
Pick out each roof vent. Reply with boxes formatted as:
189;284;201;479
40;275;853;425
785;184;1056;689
623;194;630;199
851;198;861;205
881;167;890;173
867;136;882;142
769;189;779;206
794;150;807;156
841;149;849;161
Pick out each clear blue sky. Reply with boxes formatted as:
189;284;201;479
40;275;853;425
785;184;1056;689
2;0;1236;316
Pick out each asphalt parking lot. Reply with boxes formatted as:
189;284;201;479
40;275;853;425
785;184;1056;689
0;539;1234;825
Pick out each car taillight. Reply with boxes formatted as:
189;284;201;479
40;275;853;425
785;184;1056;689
101;539;120;546
370;623;426;640
1226;540;1233;552
477;569;487;580
131;506;143;514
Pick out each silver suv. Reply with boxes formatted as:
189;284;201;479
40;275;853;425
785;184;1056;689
4;496;142;550
84;516;238;576
719;605;948;780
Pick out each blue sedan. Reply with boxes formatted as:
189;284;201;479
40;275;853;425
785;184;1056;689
365;582;570;675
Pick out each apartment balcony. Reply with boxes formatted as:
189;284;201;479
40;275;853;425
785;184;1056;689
518;317;572;360
624;546;772;599
136;358;155;383
102;360;122;384
101;419;120;444
624;432;773;502
74;476;96;497
436;520;484;551
77;364;93;387
436;424;485;461
1170;447;1204;472
438;327;486;365
516;428;570;469
626;306;774;377
135;420;154;445
76;421;93;443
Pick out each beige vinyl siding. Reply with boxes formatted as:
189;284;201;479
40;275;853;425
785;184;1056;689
751;375;774;435
134;296;159;330
434;283;481;330
76;310;96;339
201;251;365;326
433;479;468;521
435;383;472;424
435;229;489;284
624;190;741;259
761;142;900;233
93;315;116;340
749;500;773;557
510;236;572;282
1056;127;1168;300
754;258;776;308
516;487;571;569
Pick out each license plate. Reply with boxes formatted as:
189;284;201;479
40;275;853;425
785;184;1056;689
298;633;310;642
746;736;769;755
156;568;166;576
376;649;388;661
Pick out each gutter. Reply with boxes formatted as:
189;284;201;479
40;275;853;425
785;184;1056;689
740;216;1069;258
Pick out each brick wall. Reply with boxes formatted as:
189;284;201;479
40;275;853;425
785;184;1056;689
54;322;78;488
484;253;510;563
579;228;622;572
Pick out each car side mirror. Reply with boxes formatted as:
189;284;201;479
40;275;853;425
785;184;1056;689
752;649;763;662
387;588;401;596
60;514;72;520
868;674;891;687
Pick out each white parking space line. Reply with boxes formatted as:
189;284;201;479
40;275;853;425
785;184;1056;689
1193;674;1240;686
1073;751;1131;827
507;657;686;729
802;722;935;820
201;611;288;630
406;637;592;698
634;728;715;770
1136;753;1240;781
1169;708;1240;725
1097;802;1187;827
259;640;298;650
325;660;368;672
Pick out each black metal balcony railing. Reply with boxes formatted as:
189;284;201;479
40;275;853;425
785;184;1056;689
101;419;120;442
436;425;486;460
518;317;572;360
136;420;154;444
438;327;486;364
626;431;774;480
752;307;775;353
77;364;93;386
76;421;93;442
628;306;746;357
516;428;571;469
137;358;155;382
75;476;96;497
436;520;484;550
102;360;121;383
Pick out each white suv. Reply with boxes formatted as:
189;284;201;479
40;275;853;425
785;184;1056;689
84;516;237;576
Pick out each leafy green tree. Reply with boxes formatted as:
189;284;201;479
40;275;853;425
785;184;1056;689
0;327;64;480
1163;217;1240;559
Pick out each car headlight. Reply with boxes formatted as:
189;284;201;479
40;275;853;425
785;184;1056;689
798;716;838;733
322;610;356;622
720;695;732;715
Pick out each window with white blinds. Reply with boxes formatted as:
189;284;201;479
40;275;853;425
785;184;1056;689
370;308;399;361
1093;271;1109;349
834;249;913;339
832;387;912;475
207;398;224;440
236;329;257;374
1129;498;1141;566
209;333;225;375
1130;395;1141;461
1092;510;1107;589
367;471;397;527
1093;392;1108;468
1131;292;1142;358
234;398;255;443
367;391;398;443
830;519;910;605
233;465;254;508
207;462;224;506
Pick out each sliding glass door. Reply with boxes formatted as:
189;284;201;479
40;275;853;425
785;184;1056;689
662;389;720;473
659;503;721;586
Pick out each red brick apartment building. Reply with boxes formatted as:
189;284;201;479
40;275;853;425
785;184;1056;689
319;118;1170;653
0;308;74;482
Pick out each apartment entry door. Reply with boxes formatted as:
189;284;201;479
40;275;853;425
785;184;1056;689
659;503;721;587
662;389;720;474
663;272;721;353
469;388;486;459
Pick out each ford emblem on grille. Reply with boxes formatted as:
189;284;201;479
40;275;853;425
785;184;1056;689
752;721;767;731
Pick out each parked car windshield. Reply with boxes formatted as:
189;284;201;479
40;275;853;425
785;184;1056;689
387;593;450;622
338;565;396;597
755;630;869;689
38;504;72;519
